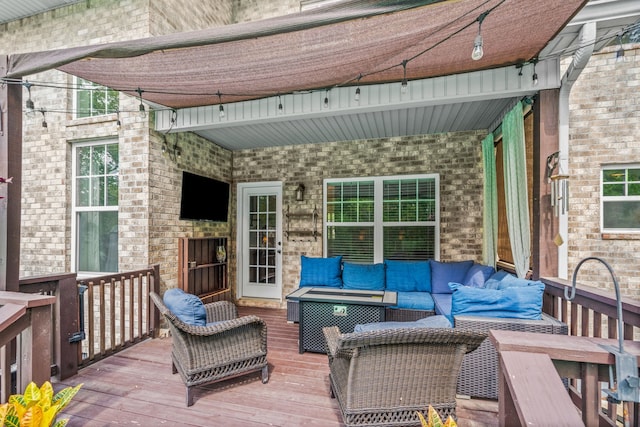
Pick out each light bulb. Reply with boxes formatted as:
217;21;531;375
532;73;538;86
323;96;329;108
401;79;408;94
471;34;484;60
354;87;360;102
219;104;225;119
616;48;625;63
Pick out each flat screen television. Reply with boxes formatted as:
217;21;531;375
179;171;230;222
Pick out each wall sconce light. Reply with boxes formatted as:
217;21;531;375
295;183;305;201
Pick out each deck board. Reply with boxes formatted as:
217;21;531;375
56;307;498;426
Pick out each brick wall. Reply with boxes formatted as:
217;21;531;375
0;0;235;281
232;131;487;307
232;0;300;22
568;44;640;297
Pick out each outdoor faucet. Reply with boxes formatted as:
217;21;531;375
565;257;640;404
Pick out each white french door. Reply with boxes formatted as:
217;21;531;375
237;182;283;300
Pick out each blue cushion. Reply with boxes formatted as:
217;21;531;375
450;283;544;320
299;256;343;287
163;288;206;326
432;293;452;317
463;263;495;288
430;260;474;294
354;315;452;332
385;260;431;292
483;270;512;289
342;262;385;290
391;291;435;311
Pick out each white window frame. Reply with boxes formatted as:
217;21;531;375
74;77;119;119
601;164;640;233
323;174;440;263
71;139;119;275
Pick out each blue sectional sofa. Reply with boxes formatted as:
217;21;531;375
288;256;503;323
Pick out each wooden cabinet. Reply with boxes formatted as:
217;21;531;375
178;237;229;302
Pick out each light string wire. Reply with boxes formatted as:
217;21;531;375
1;4;636;119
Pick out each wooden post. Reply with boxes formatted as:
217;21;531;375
0;57;22;292
532;89;559;280
55;274;80;380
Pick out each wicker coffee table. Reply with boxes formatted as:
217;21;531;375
286;287;397;353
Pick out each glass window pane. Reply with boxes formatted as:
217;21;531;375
76;146;91;176
326;226;374;263
77;211;118;272
628;169;640;182
77;90;91;118
603;183;625;197
107;176;118;206
603;201;640;229
418;200;436;221
629;183;640;196
603;169;625;182
383;226;435;260
107;144;119;174
76;178;90;207
92;146;106;175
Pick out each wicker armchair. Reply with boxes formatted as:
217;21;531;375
322;326;486;426
150;291;268;406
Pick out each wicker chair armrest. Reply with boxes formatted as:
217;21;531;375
204;300;238;322
322;326;342;358
333;327;486;354
179;314;267;337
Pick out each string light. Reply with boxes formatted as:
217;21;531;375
40;109;47;128
135;87;145;117
615;34;625;63
401;60;408;94
532;59;538;86
116;109;121;128
278;95;283;114
323;89;329;108
471;11;488;60
354;74;362;102
217;91;225;118
22;80;35;114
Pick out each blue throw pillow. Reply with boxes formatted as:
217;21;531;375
163;288;206;326
342;262;385;290
354;315;452;332
450;283;544;320
483;270;512;289
430;260;474;294
299;255;343;287
385;260;431;292
463;263;495;288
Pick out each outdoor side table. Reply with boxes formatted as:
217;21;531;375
286;287;397;353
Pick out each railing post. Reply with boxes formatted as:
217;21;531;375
55;274;80;380
150;264;161;337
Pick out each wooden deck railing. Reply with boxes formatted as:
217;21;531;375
17;264;160;383
0;291;56;402
501;274;640;426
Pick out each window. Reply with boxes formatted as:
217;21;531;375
75;78;119;118
602;165;640;232
73;141;119;273
324;175;439;263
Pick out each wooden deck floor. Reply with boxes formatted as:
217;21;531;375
56;307;498;426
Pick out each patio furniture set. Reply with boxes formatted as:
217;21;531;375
150;257;568;425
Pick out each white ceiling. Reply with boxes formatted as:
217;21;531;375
0;0;83;24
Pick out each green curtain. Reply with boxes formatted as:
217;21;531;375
482;132;497;268
502;101;530;278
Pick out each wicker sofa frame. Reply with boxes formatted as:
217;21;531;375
150;291;269;406
455;313;568;400
322;326;487;426
287;299;434;323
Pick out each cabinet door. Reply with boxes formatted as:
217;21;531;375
238;183;283;300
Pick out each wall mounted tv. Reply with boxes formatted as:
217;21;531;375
179;171;230;222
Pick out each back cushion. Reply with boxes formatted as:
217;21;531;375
342;262;385;291
385;260;431;292
463;263;496;288
430;260;474;294
299;255;343;287
450;283;544;320
163;288;206;326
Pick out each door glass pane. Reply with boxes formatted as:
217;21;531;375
248;194;277;285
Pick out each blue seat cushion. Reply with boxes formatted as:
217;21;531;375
432;293;452;317
463;263;495;288
299;255;343;287
163;288;206;326
354;315;452;332
430;260;474;294
385;260;431;292
450;282;544;320
391;291;435;311
342;262;385;291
